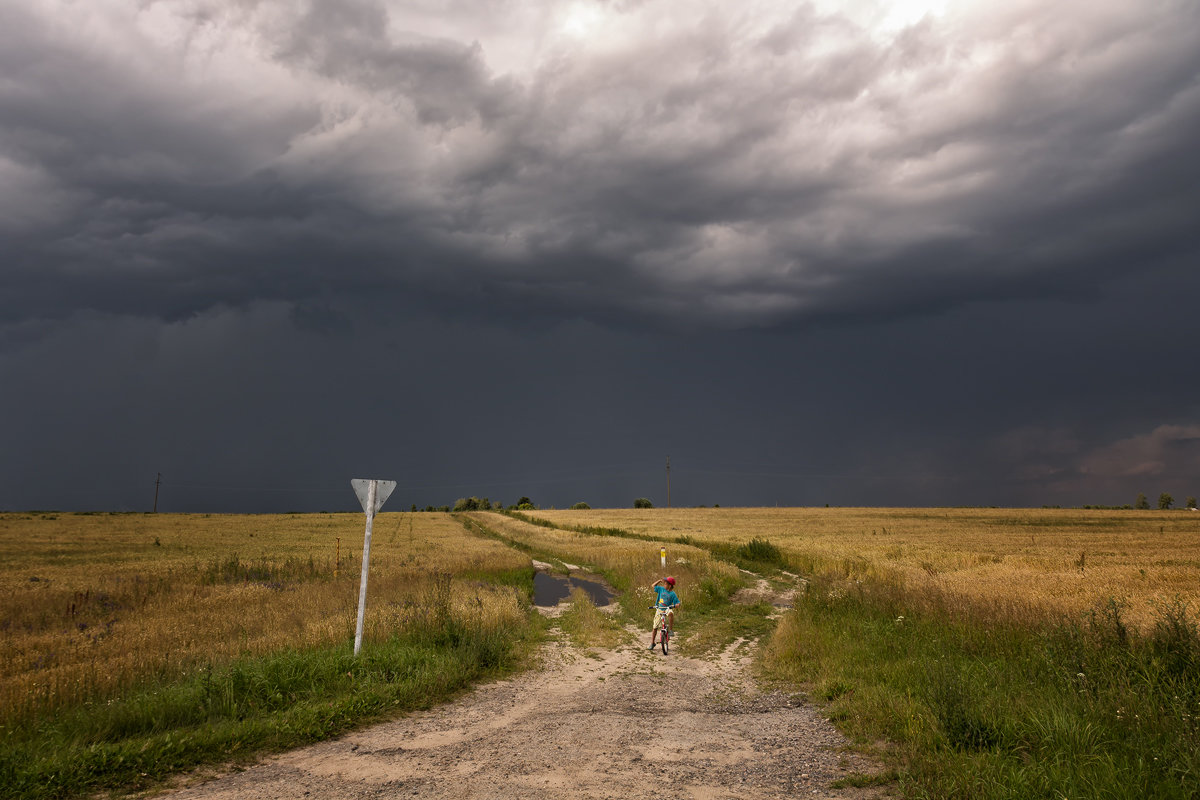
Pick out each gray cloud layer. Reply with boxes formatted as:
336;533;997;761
4;0;1198;333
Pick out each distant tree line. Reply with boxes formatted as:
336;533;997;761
1082;493;1197;511
404;495;540;513
405;493;1195;513
1135;492;1196;510
404;495;678;512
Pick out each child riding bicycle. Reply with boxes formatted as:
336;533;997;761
649;576;679;649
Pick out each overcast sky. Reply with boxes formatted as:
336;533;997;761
3;0;1199;512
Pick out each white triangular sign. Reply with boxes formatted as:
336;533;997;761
351;479;397;515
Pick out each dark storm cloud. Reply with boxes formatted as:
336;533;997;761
3;0;1200;513
3;0;1199;336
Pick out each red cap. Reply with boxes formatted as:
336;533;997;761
665;576;675;586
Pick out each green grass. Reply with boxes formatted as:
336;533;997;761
558;588;626;650
735;537;787;567
683;600;777;656
199;553;347;585
0;615;541;800
764;577;1200;799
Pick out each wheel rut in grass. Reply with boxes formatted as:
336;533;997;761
165;618;888;800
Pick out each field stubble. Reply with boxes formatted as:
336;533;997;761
0;511;531;724
532;506;1200;629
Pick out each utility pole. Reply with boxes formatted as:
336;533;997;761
666;455;671;509
153;472;161;513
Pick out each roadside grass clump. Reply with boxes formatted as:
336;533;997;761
689;569;743;613
762;575;1200;800
735;537;786;567
557;588;625;650
679;537;792;574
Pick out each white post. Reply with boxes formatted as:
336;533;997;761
660;547;666;568
353;479;378;656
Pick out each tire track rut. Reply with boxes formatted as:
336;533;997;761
165;620;888;800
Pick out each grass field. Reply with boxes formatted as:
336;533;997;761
1;511;534;721
529;506;1200;798
530;506;1200;629
4;506;1198;799
0;511;540;799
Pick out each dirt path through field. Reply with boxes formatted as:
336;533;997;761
165;604;887;800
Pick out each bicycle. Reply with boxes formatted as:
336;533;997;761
649;604;677;654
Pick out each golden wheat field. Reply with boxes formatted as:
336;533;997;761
0;511;531;720
6;507;1198;723
532;506;1200;629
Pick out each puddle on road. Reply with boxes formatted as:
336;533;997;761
533;572;615;607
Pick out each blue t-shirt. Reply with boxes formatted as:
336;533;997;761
654;585;679;608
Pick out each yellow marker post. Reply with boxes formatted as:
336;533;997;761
660;547;666;568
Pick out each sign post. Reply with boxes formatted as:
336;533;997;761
661;547;667;568
351;478;396;656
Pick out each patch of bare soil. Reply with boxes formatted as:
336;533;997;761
164;619;888;800
731;575;799;614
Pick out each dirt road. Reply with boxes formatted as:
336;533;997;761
164;603;887;800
